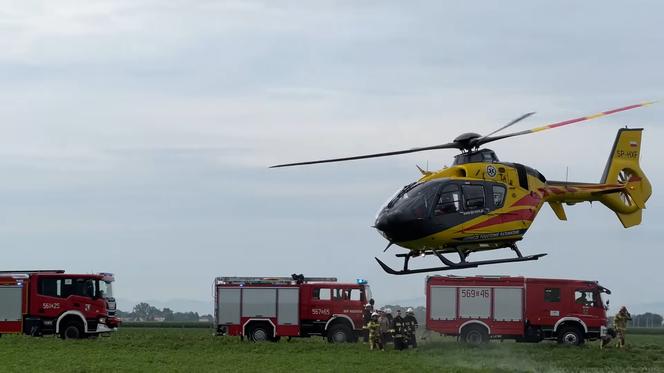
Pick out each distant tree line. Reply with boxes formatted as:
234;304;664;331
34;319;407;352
628;312;663;328
607;312;663;328
117;302;212;322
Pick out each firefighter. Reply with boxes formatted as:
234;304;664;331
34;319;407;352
403;307;418;348
362;303;372;342
392;309;406;350
367;312;383;351
384;308;393;324
378;310;391;348
614;306;632;348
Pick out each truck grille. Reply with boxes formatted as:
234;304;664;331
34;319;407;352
106;298;116;316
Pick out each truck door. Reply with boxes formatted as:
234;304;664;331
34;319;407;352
331;288;349;316
33;277;66;319
571;288;603;325
528;284;563;327
336;287;363;328
309;287;333;320
62;277;100;324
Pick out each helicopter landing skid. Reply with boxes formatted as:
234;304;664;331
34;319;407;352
375;245;547;275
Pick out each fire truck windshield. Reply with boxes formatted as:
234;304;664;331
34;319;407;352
364;285;372;303
98;280;114;299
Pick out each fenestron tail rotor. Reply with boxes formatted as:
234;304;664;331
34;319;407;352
617;169;636;207
270;102;655;168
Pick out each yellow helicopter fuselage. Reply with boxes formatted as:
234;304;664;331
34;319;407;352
377;128;651;255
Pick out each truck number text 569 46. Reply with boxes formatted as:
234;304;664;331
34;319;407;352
461;289;490;298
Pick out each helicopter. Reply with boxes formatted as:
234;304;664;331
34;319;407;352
271;102;654;275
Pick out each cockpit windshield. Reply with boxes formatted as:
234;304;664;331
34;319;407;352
376;184;412;217
384;181;440;219
387;182;420;209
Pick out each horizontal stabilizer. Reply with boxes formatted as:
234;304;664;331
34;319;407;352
548;202;567;221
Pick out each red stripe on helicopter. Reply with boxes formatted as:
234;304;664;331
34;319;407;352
541;182;634;193
566;184;625;190
510;193;542;208
463;209;537;232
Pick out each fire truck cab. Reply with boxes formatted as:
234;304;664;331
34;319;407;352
0;270;120;339
215;275;372;343
426;275;611;345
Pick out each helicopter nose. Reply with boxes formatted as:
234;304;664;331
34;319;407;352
375;208;433;243
374;211;403;241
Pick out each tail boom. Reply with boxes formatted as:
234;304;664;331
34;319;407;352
542;128;650;228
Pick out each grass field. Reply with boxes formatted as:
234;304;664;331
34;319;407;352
1;328;663;372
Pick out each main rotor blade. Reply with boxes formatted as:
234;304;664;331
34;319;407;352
270;142;460;168
477;101;656;147
482;112;536;138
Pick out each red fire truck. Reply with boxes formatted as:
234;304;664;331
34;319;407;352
214;275;372;342
0;270;120;339
426;275;611;345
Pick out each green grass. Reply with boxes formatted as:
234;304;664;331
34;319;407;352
121;321;211;328
1;328;662;372
628;327;664;335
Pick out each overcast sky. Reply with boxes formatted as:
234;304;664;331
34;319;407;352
1;1;662;314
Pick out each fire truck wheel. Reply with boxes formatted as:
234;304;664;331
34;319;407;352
60;322;84;340
247;324;272;342
557;326;585;346
460;325;488;346
327;324;353;343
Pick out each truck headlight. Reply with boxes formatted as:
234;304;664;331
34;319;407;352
99;317;107;324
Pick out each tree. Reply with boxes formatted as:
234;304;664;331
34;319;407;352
630;313;663;328
163;307;175;322
133;302;152;321
147;305;161;321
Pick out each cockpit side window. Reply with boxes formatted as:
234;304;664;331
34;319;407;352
461;185;485;210
434;185;460;215
492;185;506;208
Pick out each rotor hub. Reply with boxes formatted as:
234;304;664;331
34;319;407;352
453;132;482;151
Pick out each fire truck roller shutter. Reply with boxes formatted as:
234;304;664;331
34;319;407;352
0;286;22;322
430;286;456;320
242;288;277;318
217;288;241;325
493;288;523;321
277;288;298;325
459;287;491;319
